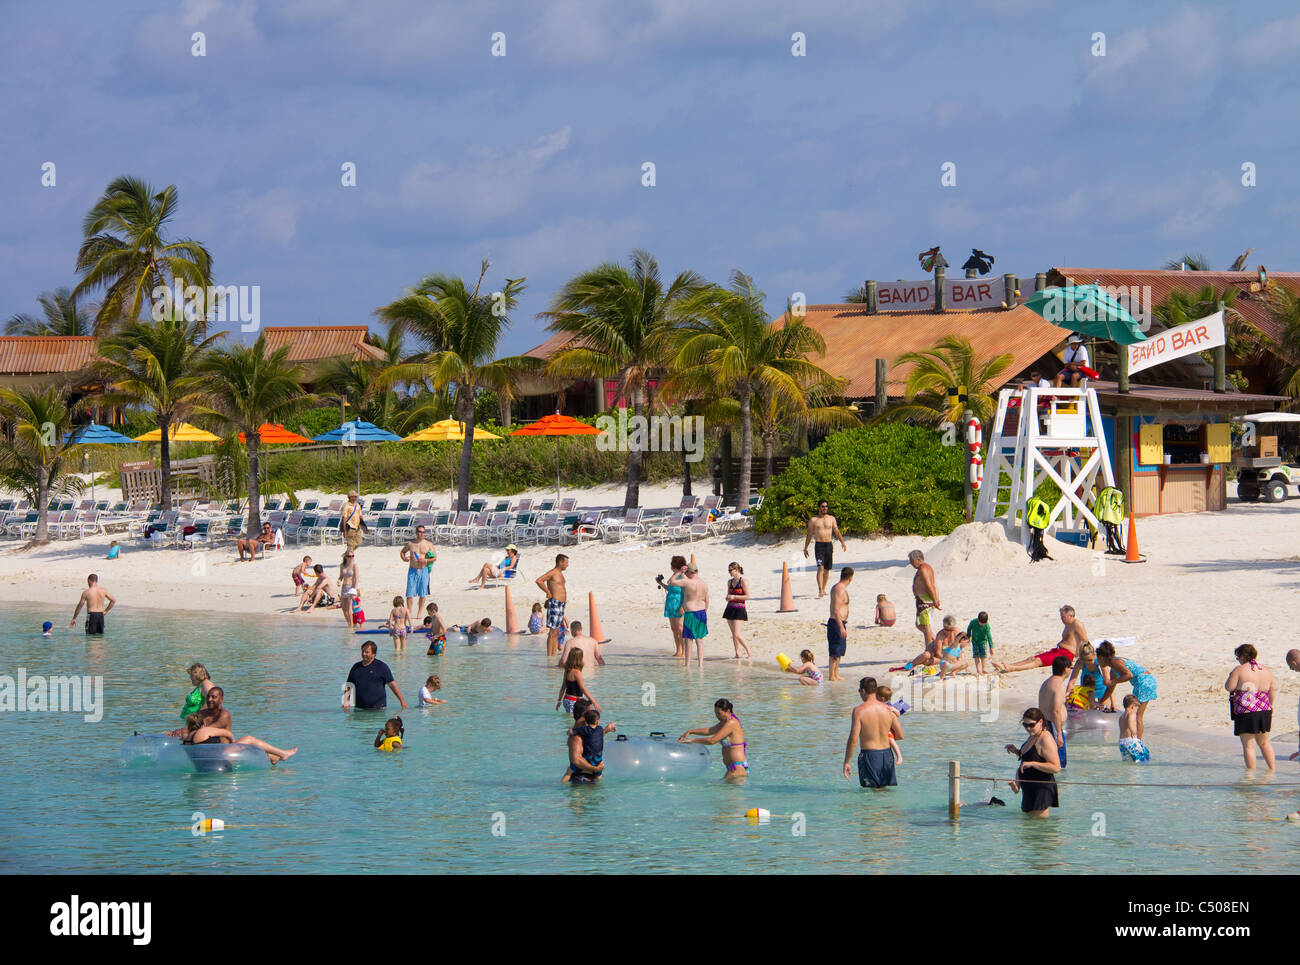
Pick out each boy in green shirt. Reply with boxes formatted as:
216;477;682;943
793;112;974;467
967;612;994;674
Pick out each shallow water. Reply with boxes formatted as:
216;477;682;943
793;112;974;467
1;604;1294;874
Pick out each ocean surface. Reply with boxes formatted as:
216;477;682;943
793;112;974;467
1;603;1294;874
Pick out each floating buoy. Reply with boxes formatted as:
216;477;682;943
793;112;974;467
744;808;770;824
197;818;224;833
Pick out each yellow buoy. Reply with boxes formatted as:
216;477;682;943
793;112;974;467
744;808;771;824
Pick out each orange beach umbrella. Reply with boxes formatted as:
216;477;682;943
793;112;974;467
511;414;601;504
237;423;314;444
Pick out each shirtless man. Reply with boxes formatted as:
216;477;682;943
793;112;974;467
536;553;570;657
70;573;115;635
166;684;230;738
400;524;436;618
673;562;710;668
803;500;847;598
843;677;902;789
994;605;1089;673
557;619;605;669
237;522;274;561
908;550;940;649
1039;655;1070;768
295;564;338;612
827;567;853;682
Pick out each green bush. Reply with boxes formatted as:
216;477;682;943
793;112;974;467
753;423;966;536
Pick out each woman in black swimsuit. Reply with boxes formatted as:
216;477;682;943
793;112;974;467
1005;707;1060;817
721;562;751;659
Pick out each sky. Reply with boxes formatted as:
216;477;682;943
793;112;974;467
3;0;1299;356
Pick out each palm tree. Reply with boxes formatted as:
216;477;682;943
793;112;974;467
542;250;708;509
1161;253;1213;272
5;288;96;336
376;259;535;511
201;336;312;539
671;273;843;501
753;376;859;485
75;175;215;332
0;387;86;543
1154;285;1260;358
878;335;1013;427
95;314;223;510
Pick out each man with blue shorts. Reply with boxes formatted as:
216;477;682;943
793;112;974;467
826;566;853;682
401;525;436;621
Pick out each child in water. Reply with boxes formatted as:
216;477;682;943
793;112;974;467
419;675;446;706
1117;695;1150;763
42;621;53;637
876;685;904;765
874;594;896;627
783;649;824;685
386;596;409;651
375;717;403;751
527;602;544;635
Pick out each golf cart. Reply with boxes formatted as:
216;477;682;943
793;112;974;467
1233;412;1300;503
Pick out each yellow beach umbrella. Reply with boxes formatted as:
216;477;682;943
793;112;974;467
402;420;502;504
132;422;222;442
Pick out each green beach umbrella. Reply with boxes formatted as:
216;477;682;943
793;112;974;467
1024;284;1147;345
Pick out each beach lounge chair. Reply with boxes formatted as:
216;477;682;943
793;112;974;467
491;499;510;513
647;510;687;544
300;499;319;512
412;498;432;513
468;498;487;514
392;498;411;513
511;498;533;514
294;513;320;544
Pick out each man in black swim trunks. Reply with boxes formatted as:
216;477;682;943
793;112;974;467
803;500;847;599
70;573;115;635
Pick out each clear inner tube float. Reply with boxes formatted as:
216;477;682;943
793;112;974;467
601;732;711;777
119;734;271;773
1062;709;1115;742
445;627;506;647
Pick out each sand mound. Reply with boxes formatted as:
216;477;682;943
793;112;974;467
923;521;1029;574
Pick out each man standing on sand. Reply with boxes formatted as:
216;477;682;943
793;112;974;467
557;620;605;668
843;677;901;789
674;562;710;667
1039;655;1070;768
827;567;853;682
908;550;940;649
804;500;847;599
70;573;115;635
994;605;1089;673
339;490;368;553
400;523;436;619
536;553;570;657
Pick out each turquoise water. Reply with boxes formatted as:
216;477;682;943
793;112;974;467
1;603;1295;874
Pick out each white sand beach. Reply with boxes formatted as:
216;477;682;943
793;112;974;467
3;480;1296;749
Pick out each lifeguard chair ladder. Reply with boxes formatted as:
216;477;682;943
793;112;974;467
974;386;1115;545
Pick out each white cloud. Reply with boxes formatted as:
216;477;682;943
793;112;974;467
479;217;644;277
1234;13;1300;62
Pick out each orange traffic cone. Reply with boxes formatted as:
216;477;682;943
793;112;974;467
778;561;798;612
689;553;697;570
588;591;609;642
1122;514;1145;564
503;584;521;633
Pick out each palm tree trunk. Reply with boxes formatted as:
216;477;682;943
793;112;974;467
499;395;512;428
158;414;173;510
681;446;692;498
624;394;643;510
457;408;475;512
763;432;775;487
246;435;261;537
737;388;753;503
35;467;49;542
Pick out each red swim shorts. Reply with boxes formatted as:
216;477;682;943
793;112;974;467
1035;646;1072;667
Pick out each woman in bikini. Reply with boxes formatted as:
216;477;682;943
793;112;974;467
721;562;751;659
182;713;298;763
556;649;599;715
1225;644;1276;770
678;698;747;781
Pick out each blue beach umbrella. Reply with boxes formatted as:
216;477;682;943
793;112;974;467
63;422;137;503
311;420;404;493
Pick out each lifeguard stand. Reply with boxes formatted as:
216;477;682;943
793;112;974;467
975;386;1115;544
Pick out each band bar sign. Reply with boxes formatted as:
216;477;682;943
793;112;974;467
877;277;1008;311
1127;311;1225;374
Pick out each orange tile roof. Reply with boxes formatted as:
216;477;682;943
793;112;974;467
1048;268;1300;346
0;336;98;374
523;330;580;360
775;304;1068;399
261;326;385;364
